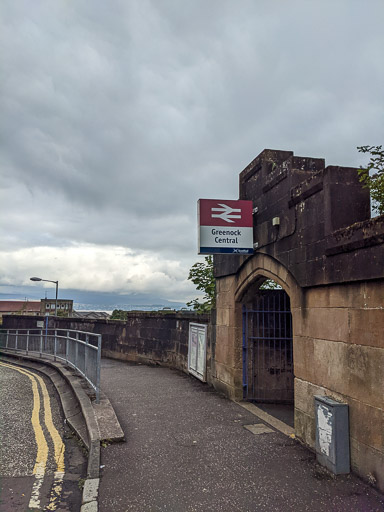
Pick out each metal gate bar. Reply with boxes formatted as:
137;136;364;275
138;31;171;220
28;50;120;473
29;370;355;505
243;290;293;403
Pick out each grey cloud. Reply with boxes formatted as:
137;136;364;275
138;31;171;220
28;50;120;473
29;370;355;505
1;0;384;297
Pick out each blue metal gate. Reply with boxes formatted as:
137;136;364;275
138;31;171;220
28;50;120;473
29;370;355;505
242;290;293;403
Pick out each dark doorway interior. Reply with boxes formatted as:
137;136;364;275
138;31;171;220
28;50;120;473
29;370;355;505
242;289;294;412
255;403;294;428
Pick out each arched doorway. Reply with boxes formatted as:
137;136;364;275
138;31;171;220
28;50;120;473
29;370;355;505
242;285;293;403
233;255;302;427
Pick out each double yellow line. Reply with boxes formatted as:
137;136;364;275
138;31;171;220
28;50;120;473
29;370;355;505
0;362;65;510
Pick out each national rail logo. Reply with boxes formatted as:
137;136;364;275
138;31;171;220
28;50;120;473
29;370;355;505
198;199;254;255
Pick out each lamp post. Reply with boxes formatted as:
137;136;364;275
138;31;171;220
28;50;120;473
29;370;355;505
30;277;59;316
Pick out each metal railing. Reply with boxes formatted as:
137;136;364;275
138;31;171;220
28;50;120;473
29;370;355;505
0;328;102;403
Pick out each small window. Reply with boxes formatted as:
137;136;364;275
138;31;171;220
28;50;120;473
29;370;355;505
46;304;50;310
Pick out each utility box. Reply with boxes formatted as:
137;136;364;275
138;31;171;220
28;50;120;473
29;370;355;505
314;395;350;475
188;323;207;382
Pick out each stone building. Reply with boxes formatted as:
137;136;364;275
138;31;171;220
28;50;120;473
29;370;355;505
40;298;73;316
0;299;74;320
211;149;384;490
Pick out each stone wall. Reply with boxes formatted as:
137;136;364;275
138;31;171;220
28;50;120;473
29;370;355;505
2;312;210;375
214;149;384;286
294;281;384;489
214;254;384;490
212;275;242;400
212;149;384;491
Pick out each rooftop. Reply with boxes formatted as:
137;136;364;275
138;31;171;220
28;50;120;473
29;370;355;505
0;300;41;313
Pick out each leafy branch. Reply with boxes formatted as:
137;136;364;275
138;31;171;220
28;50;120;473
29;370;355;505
357;145;384;215
186;256;215;313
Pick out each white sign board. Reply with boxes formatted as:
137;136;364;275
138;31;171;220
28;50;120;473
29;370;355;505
198;198;254;255
188;323;207;382
316;403;333;457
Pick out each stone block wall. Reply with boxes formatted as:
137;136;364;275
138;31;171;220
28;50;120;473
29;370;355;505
212;275;243;400
294;280;384;489
2;312;210;375
212;149;384;491
214;271;384;490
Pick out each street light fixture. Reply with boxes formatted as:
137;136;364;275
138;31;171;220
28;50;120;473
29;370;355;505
30;277;59;316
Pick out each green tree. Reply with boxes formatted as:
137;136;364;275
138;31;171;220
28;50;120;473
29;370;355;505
357;145;384;215
259;279;281;290
111;309;128;320
187;255;216;313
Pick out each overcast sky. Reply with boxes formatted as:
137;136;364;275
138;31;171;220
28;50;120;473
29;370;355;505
1;0;383;304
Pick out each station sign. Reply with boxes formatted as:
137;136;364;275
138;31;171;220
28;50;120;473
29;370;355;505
198;199;254;255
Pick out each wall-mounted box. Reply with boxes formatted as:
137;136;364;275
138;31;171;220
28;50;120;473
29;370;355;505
188;323;207;382
314;395;350;475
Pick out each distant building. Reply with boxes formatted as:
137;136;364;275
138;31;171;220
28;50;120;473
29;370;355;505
40;299;73;317
0;300;41;321
0;299;74;321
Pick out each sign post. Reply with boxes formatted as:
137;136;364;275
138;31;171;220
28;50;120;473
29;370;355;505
198;199;254;255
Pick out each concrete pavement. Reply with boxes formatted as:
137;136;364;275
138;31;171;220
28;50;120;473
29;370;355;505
98;359;384;512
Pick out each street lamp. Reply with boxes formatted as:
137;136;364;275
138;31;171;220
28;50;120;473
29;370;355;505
30;277;59;316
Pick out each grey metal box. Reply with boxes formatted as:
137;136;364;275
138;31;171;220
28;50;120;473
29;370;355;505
314;395;350;475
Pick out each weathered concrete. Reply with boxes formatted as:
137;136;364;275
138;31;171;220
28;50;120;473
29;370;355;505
82;478;100;504
239;402;294;436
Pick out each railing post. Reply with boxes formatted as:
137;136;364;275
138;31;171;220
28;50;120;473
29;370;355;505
3;327;100;405
96;334;102;404
75;332;79;370
85;334;89;380
66;331;69;364
54;330;57;361
44;317;48;352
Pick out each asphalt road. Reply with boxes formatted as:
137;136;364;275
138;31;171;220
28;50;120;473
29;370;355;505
99;359;384;512
0;361;87;511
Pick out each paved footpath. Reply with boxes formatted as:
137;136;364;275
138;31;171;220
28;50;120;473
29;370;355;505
99;359;384;512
